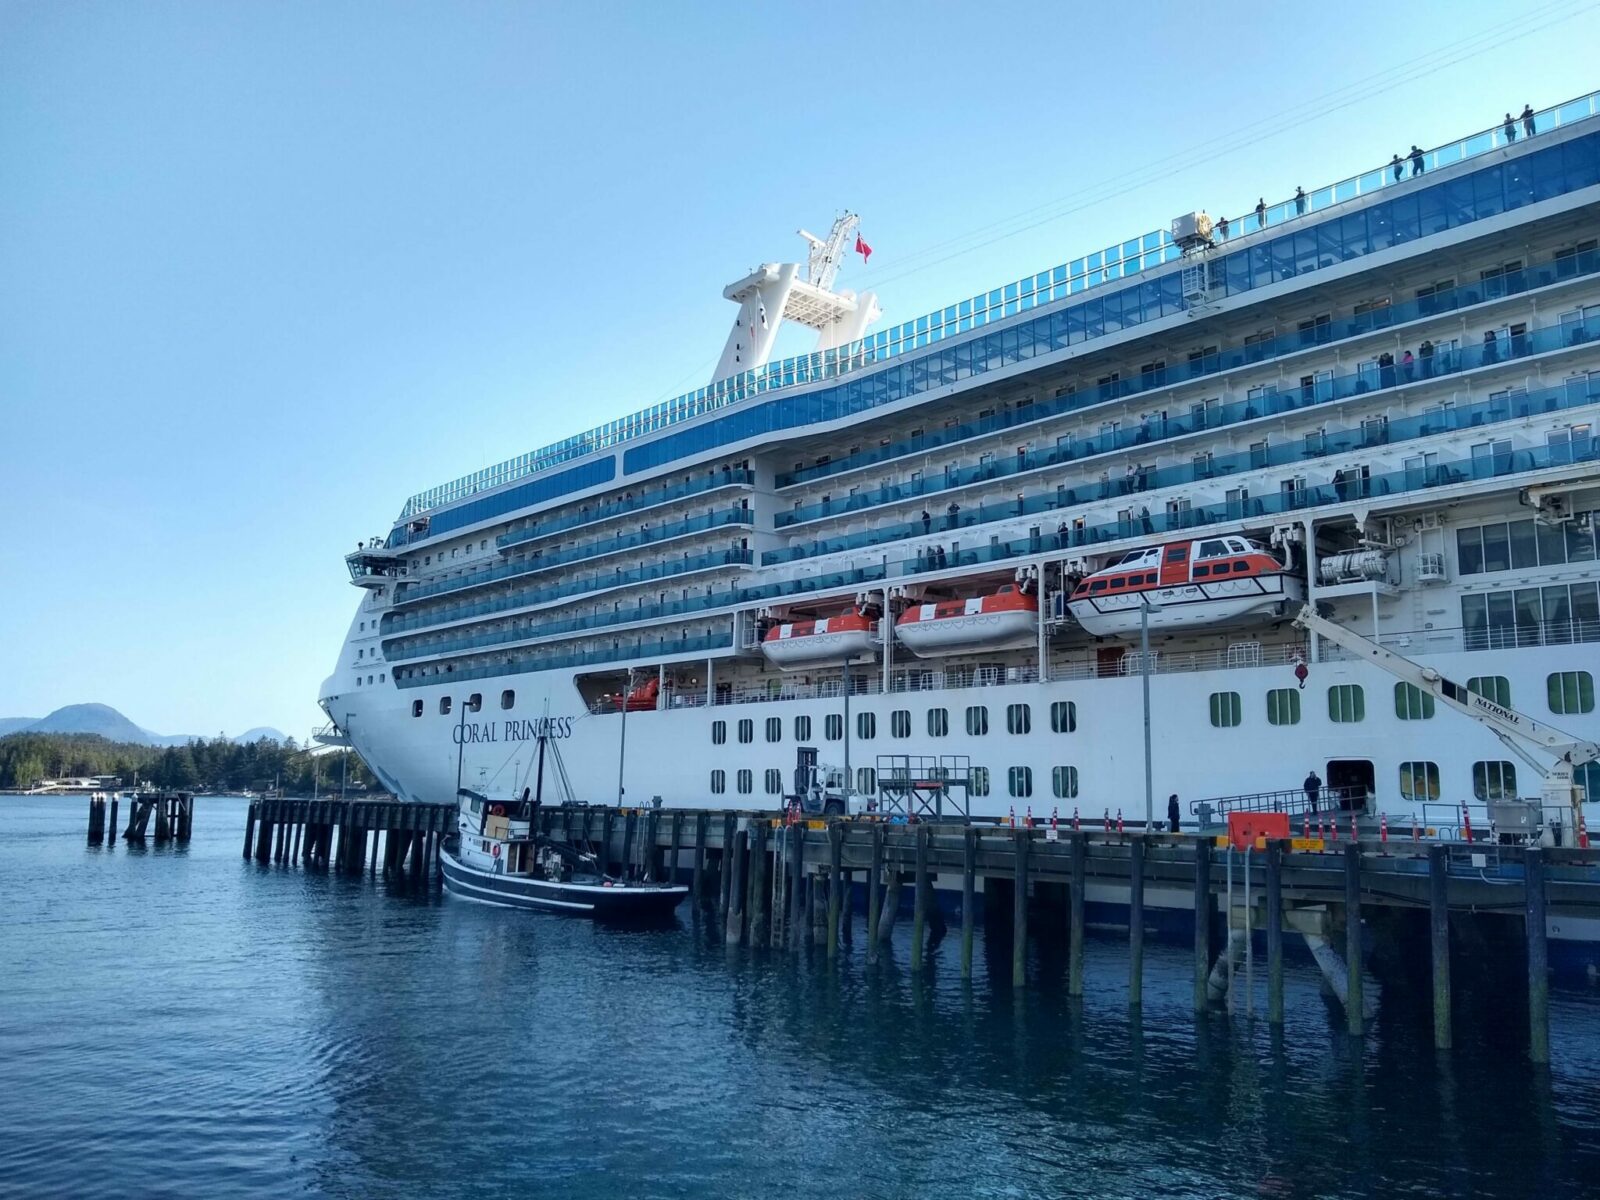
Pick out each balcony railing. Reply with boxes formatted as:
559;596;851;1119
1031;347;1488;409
394;631;734;688
493;506;752;573
777;248;1600;492
493;469;755;550
395;545;754;610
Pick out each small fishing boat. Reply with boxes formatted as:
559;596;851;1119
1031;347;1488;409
1067;535;1303;637
440;790;688;920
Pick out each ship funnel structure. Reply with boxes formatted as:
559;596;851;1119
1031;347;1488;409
712;212;882;385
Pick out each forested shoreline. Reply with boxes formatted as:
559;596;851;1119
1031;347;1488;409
0;732;375;794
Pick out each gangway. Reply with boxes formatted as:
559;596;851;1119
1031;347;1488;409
875;754;972;822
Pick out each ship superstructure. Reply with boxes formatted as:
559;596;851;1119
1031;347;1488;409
325;97;1600;829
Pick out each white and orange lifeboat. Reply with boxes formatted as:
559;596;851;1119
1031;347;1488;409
761;612;880;670
1067;535;1304;638
895;584;1038;658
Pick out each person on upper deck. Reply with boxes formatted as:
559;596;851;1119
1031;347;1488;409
1409;145;1425;176
1521;103;1536;137
1503;113;1517;143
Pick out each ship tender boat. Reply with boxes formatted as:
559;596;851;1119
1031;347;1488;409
895;584;1038;657
1067;536;1304;637
440;791;688;920
761;612;879;669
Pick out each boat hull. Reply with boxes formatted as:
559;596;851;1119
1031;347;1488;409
896;609;1037;657
440;847;688;920
1069;574;1303;637
761;628;880;669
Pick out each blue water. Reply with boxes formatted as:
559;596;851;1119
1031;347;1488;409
3;795;1599;1199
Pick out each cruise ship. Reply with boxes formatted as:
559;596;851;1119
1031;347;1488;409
322;96;1600;836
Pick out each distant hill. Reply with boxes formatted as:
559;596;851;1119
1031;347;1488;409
233;727;290;744
0;704;287;747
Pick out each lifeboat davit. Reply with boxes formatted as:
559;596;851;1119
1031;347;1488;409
1067;535;1305;638
762;612;880;670
895;584;1038;658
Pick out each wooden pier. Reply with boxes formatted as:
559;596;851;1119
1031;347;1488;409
237;800;1600;1063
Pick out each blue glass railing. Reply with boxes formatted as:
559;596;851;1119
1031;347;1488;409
493;469;755;549
773;309;1600;536
397;91;1600;520
394;631;734;688
484;506;752;575
768;368;1600;565
389;546;755;625
776;248;1600;493
388;388;1600;665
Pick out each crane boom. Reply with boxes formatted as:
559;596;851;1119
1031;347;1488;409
1292;604;1598;827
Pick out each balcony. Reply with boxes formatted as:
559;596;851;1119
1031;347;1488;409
493;469;755;550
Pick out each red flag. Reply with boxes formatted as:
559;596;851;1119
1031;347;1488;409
855;233;872;262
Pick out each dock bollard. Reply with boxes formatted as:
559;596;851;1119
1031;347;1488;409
1072;807;1080;832
1462;805;1473;842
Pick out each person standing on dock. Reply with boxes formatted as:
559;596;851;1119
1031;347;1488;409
1304;770;1322;813
1167;793;1181;833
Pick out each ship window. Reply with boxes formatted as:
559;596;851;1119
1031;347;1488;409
765;768;782;795
1050;701;1077;733
795;715;812;741
766;717;782;743
857;712;876;739
966;706;989;736
891;710;911;738
970;767;991;797
501;690;515;710
1110;578;1125;589
1194;565;1211;577
1052;766;1080;799
1165;547;1186;563
1399;761;1440;802
1548;671;1595;714
1394;683;1436;720
439;696;452;715
1209;692;1241;727
857;767;876;795
711;770;726;794
1008;766;1033;798
712;720;727;745
1328;684;1365;723
1472;760;1517;801
1089;580;1108;593
738;719;753;744
1232;562;1250;573
737;769;753;795
1266;688;1301;725
1007;703;1031;735
412;700;424;718
928;708;949;737
467;693;482;712
1467;675;1511;708
1199;540;1227;557
825;714;843;741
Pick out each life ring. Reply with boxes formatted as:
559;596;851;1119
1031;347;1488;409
491;804;505;817
492;842;501;859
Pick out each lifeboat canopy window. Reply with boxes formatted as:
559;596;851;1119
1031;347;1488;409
1198;540;1229;558
1225;537;1252;553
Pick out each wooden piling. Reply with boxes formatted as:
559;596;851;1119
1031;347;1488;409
255;813;274;863
621;810;637;879
827;822;843;960
1344;842;1364;1035
718;813;735;915
788;817;806;952
724;829;747;946
1265;840;1284;1025
911;824;929;969
748;820;768;945
692;813;708;900
244;802;258;859
1193;836;1211;1012
367;821;378;874
107;795;119;846
1128;834;1146;1009
1428;843;1452;1050
600;809;614;879
669;812;684;887
866;823;884;964
961;826;976;979
1526;847;1550;1065
1012;829;1029;988
1068;833;1086;998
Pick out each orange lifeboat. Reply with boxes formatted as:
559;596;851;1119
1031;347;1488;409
895;584;1038;658
1067;535;1304;637
618;676;660;712
761;612;879;670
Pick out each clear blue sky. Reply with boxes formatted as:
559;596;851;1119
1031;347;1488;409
3;0;1598;739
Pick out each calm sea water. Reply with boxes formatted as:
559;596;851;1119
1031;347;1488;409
3;795;1599;1199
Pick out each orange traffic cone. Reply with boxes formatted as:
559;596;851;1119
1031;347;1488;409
1008;805;1016;829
